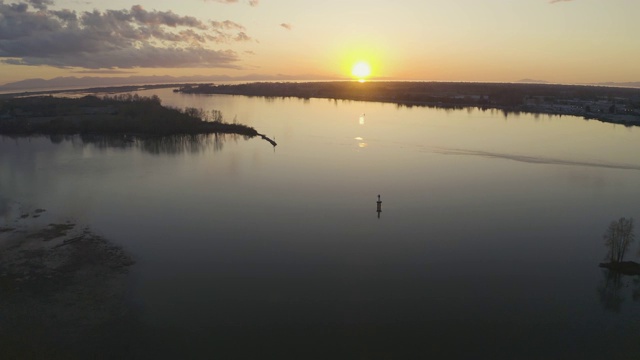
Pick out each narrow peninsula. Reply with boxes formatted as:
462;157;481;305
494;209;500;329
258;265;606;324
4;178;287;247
0;94;262;138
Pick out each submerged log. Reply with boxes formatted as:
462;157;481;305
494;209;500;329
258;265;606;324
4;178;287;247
258;133;277;147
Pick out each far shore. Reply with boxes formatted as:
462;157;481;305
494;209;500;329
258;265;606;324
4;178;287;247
2;81;639;128
0;83;183;99
176;81;640;127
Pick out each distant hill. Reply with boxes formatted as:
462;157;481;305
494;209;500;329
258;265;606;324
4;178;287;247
515;79;640;89
0;74;340;92
0;75;213;92
593;82;640;89
4;75;640;92
516;79;640;88
516;79;550;84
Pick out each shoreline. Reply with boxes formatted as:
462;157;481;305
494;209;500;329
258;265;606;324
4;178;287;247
0;203;136;358
599;261;640;276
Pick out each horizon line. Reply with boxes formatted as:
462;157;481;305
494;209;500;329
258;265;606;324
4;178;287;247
3;76;640;93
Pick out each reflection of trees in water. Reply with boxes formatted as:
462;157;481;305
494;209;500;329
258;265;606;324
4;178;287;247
77;134;134;150
597;270;640;312
54;134;250;155
598;270;626;312
49;134;69;144
137;134;234;155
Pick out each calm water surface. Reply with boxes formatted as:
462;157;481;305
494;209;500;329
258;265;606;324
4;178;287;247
2;88;640;358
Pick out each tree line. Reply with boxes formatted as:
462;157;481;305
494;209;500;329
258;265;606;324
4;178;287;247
0;94;258;137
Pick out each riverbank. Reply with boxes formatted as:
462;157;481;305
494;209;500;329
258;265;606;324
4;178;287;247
0;203;135;358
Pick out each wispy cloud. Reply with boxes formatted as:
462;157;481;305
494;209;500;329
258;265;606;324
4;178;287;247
280;23;292;30
0;1;253;69
25;0;53;10
549;0;573;4
73;69;136;74
211;20;246;31
206;0;259;6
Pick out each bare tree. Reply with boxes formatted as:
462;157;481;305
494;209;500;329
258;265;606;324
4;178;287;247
604;217;635;263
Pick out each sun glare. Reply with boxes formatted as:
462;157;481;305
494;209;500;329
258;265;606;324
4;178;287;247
351;61;371;80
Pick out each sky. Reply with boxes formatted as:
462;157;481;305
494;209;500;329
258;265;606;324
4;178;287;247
1;0;639;85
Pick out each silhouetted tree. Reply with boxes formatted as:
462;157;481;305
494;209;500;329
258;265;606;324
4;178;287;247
604;217;635;263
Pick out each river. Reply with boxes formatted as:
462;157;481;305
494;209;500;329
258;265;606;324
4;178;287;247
2;88;640;358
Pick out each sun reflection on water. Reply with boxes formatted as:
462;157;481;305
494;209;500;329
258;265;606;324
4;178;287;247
354;136;367;148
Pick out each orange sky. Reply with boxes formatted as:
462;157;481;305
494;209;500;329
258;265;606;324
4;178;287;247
1;0;639;85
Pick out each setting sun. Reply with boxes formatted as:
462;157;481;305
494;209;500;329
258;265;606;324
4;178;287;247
351;61;371;80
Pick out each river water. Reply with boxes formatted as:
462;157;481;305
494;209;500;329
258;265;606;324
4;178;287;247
2;88;640;358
